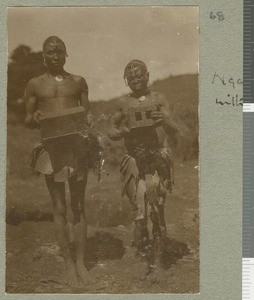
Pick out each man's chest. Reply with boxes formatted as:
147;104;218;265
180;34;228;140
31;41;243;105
120;95;161;129
36;78;80;100
120;94;161;112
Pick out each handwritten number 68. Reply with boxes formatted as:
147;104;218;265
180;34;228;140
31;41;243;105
210;11;225;21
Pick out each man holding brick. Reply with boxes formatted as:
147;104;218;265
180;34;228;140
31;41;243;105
25;36;94;287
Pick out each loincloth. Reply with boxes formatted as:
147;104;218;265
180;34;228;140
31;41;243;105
120;148;174;220
31;133;101;182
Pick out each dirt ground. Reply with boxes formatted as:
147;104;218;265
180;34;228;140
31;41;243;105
6;125;199;294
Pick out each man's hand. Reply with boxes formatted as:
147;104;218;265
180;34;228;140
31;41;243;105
151;111;165;124
120;124;130;136
32;110;44;124
87;113;95;129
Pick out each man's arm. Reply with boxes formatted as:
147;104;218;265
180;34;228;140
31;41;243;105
108;109;129;141
151;95;178;137
160;102;178;136
25;79;43;128
79;77;94;128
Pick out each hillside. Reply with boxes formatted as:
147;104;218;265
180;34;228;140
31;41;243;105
91;74;198;114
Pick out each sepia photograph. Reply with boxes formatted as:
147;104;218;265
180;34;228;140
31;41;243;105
6;6;199;294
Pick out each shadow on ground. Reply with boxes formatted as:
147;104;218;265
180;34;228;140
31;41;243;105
6;208;53;225
6;208;190;272
139;237;190;270
85;232;126;270
161;237;190;269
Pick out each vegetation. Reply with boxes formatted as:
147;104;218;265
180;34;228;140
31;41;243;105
8;45;45;120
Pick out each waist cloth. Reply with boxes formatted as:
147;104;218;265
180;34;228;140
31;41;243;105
120;147;174;196
31;133;99;182
120;148;174;220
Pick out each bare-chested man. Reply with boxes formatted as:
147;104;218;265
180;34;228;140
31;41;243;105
25;36;94;287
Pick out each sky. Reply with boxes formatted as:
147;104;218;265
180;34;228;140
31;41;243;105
8;6;199;101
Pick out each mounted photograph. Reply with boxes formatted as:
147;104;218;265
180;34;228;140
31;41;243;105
6;6;199;294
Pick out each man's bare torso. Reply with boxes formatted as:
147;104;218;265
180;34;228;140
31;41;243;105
29;72;86;114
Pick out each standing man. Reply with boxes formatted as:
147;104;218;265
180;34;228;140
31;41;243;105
25;36;94;287
108;60;177;282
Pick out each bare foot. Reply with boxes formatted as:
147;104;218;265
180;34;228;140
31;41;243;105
131;260;149;281
148;265;168;283
66;263;79;287
76;261;93;284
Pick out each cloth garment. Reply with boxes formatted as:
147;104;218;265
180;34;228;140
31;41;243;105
120;148;174;220
31;133;101;182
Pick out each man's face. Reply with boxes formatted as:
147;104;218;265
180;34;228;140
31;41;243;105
125;65;149;93
43;40;66;68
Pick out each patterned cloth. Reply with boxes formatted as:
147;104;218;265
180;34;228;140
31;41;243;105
31;133;101;182
120;148;174;220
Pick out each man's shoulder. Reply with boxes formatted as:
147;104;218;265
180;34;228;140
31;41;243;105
67;73;87;83
116;92;165;110
148;90;169;108
119;95;132;103
149;90;165;101
150;90;162;96
116;95;137;110
30;73;47;82
27;73;47;88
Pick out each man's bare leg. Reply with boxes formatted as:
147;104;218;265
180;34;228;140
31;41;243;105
69;175;92;283
148;206;168;283
45;177;79;287
126;178;150;280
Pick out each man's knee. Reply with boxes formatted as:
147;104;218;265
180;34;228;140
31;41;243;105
69;179;86;203
121;156;138;196
70;198;86;224
150;211;159;224
54;203;67;218
71;201;81;216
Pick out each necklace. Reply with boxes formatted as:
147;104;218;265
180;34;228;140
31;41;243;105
55;75;63;82
139;96;146;102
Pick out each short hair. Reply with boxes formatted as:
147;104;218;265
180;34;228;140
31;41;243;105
123;60;148;78
43;36;67;53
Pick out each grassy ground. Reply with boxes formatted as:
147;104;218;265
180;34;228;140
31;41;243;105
6;123;199;294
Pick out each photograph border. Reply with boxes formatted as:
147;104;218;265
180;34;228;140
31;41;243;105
0;0;242;299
